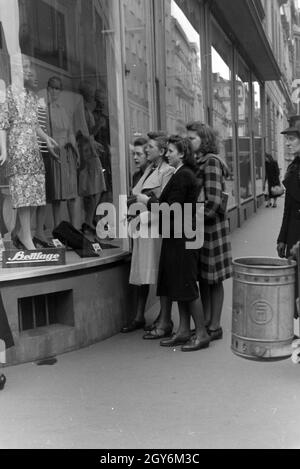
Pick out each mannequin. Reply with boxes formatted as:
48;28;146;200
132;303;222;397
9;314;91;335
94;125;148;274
0;55;58;250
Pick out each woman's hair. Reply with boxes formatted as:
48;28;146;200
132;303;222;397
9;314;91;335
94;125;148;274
47;76;63;90
186;121;219;155
147;132;168;160
133;137;148;147
168;135;196;170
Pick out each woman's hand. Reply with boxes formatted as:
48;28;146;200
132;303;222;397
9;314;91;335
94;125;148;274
46;136;60;162
277;242;287;258
0;149;7;166
136;193;150;205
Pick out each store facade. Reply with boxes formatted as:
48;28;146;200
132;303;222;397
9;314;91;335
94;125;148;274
0;0;291;364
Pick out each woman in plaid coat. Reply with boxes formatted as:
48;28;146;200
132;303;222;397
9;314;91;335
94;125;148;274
186;122;233;341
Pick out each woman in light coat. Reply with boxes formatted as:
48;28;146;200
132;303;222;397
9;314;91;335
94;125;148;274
121;133;174;334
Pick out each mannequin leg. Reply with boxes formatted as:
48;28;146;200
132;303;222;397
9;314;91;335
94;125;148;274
67;198;81;230
17;206;35;250
35;206;49;243
52;201;61;229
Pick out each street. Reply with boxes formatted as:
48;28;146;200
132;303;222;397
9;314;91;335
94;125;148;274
1;198;300;449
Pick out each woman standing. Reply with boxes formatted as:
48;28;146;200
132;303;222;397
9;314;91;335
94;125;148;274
0;56;58;250
265;153;281;208
138;136;210;350
121;133;174;335
278;118;300;259
186;122;232;341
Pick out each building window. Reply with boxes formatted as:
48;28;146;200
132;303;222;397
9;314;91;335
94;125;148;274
19;0;68;71
165;0;204;135
253;77;263;196
0;0;128;257
236;54;253;201
211;18;236;209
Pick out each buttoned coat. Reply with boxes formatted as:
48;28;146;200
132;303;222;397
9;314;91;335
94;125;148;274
129;161;174;285
196;154;233;284
278;156;300;257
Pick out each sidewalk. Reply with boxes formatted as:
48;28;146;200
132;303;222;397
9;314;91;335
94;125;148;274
1;198;300;449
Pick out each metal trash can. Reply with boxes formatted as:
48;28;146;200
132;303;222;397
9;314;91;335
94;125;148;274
232;257;296;360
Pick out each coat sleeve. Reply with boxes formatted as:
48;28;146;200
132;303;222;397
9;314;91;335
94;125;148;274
277;193;291;244
203;157;223;219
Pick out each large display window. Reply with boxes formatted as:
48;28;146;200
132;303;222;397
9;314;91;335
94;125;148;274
165;0;205;135
252;77;263;196
0;0;128;257
211;19;236;209
236;55;253;202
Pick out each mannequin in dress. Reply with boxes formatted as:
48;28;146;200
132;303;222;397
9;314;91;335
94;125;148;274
0;56;58;250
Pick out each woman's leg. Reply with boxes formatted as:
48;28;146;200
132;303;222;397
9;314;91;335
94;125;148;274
199;281;211;327
177;301;192;337
134;285;150;323
17;206;35;250
208;281;224;331
156;296;172;329
189;297;210;340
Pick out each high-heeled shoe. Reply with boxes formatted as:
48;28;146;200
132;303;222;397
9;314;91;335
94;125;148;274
33;237;53;248
0;374;6;390
12;236;27;250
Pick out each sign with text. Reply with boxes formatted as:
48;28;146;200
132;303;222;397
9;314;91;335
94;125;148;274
2;248;66;268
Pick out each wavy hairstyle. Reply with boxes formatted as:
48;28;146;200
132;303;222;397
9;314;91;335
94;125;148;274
186;121;219;155
168;135;196;171
147;131;168;161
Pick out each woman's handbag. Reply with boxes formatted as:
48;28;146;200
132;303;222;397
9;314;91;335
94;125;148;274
270;184;284;197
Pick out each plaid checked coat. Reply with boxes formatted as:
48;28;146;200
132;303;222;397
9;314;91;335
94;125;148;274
196;154;233;284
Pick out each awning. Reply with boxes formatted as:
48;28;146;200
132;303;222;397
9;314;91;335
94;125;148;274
211;0;282;82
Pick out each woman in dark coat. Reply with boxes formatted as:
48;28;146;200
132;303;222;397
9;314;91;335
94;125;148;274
186;122;233;341
137;136;210;351
278;120;300;259
265;153;281;208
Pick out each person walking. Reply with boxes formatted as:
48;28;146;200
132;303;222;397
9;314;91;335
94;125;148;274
186;122;233;341
264;153;281;208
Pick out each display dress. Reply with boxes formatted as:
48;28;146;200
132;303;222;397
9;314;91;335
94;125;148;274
47;100;78;201
0;85;46;209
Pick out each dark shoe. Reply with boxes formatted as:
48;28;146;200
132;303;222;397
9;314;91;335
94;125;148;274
160;334;190;347
121;320;145;333
207;327;223;341
181;336;210;352
33;237;54;248
143;325;173;340
0;374;6;391
12;236;27;250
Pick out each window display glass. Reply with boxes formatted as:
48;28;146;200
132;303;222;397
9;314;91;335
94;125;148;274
165;0;205;135
0;0;127;254
237;55;253;201
252;77;263;196
211;19;236;209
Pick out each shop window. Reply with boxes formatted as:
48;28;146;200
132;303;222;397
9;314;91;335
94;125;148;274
0;0;128;257
18;290;74;332
211;19;236;209
19;0;68;70
123;0;154;147
236;55;253;202
253;78;263;196
165;0;204;135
